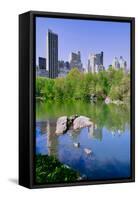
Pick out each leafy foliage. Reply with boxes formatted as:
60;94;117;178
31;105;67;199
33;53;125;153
35;155;80;184
36;67;130;102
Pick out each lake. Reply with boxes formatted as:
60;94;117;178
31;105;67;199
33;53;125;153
36;101;131;180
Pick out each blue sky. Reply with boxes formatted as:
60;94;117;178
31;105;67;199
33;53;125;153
36;17;130;69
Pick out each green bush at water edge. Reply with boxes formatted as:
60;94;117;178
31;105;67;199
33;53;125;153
36;155;80;184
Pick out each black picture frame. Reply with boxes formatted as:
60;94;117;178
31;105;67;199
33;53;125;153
19;10;135;189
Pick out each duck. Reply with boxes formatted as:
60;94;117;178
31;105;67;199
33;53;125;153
73;142;80;148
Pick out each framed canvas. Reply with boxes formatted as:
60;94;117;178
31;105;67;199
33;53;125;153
19;11;135;189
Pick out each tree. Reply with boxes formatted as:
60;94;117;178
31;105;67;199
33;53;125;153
54;78;65;100
36;77;46;98
43;78;55;99
36;68;130;102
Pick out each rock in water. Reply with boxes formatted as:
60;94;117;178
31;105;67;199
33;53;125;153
55;116;67;135
67;115;78;127
73;116;93;130
84;148;92;155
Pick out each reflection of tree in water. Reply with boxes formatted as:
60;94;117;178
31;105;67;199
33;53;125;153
36;101;130;137
46;119;59;157
94;103;130;134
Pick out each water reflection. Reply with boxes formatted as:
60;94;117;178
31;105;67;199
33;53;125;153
47;119;58;156
88;124;102;141
36;102;130;180
36;121;47;135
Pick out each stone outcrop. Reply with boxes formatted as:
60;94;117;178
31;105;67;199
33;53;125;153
73;116;93;130
55;115;93;135
55;116;68;135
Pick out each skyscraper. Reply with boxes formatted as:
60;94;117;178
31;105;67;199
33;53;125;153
88;51;104;73
37;57;48;77
69;51;83;71
112;56;127;71
47;29;58;78
112;57;120;69
39;57;46;70
119;56;127;71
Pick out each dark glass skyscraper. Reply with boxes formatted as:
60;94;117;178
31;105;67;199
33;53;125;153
38;57;46;70
47;29;58;78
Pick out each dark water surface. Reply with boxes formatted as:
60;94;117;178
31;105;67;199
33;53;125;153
36;101;131;180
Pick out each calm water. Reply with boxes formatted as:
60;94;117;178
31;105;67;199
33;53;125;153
36;101;131;180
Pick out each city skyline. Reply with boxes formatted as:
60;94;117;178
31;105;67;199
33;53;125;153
36;17;130;69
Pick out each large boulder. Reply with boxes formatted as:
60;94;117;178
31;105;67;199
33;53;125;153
55;115;93;135
55;116;67;135
73;116;93;130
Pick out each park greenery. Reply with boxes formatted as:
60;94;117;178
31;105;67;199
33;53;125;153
36;67;130;102
36;155;80;184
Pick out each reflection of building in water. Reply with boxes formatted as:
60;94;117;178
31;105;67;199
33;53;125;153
88;123;103;141
36;121;47;135
111;129;124;136
47;119;59;156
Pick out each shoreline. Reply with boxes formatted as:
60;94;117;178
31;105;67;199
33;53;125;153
36;96;129;105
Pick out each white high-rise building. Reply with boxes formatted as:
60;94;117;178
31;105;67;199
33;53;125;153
88;51;104;73
112;56;127;71
119;56;127;71
112;57;120;69
88;54;96;73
